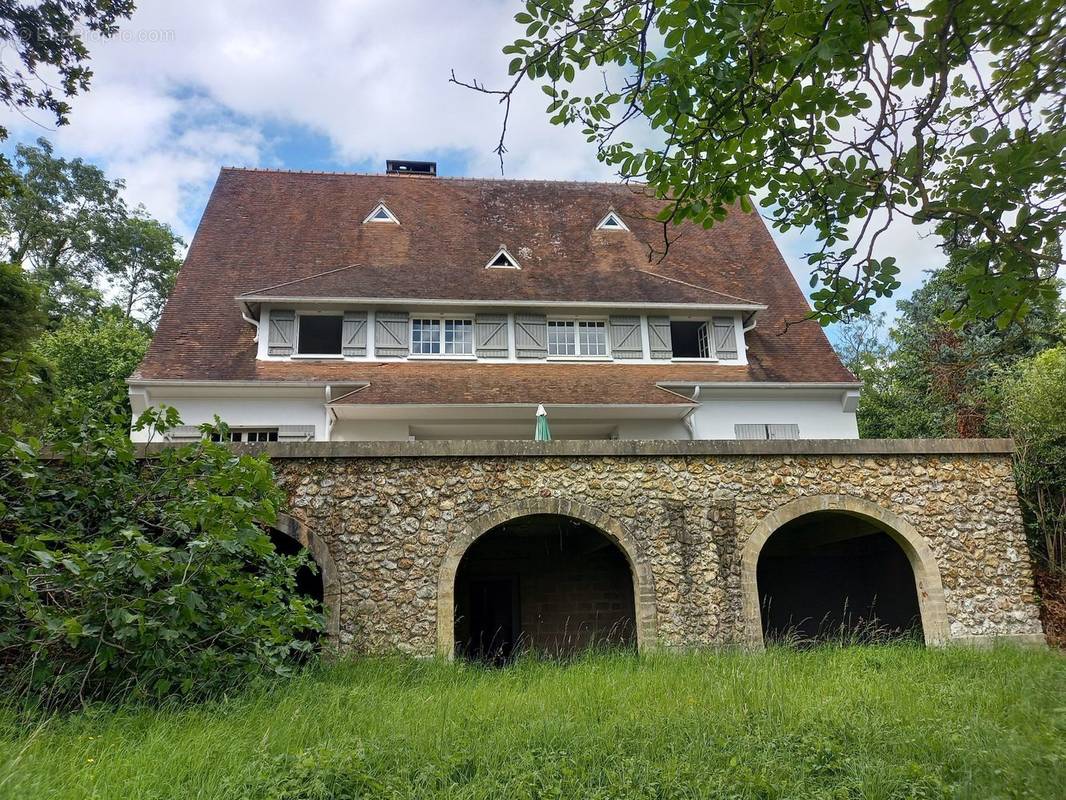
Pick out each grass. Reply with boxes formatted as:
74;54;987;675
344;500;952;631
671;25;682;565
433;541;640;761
0;645;1063;799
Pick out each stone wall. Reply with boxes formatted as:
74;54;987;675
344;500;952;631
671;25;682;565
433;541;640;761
256;439;1045;654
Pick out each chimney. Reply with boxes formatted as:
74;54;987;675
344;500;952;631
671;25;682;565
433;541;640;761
386;159;437;176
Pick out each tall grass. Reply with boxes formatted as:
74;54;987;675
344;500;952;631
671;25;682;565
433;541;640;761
1;645;1063;799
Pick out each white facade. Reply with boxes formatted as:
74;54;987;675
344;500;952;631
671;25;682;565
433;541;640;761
130;300;860;443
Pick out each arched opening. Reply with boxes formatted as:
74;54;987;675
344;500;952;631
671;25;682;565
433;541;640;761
757;512;923;643
269;513;341;644
453;514;637;662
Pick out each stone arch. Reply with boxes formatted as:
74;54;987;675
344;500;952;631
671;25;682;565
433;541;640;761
740;494;949;646
437;497;658;656
272;512;341;638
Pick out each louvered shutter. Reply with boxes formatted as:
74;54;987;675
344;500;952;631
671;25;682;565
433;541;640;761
342;311;368;356
712;316;738;359
734;424;767;440
278;425;316;442
647;316;673;359
268;309;295;355
609;316;642;359
514;314;548;359
475;314;509;358
374;311;409;358
767;423;800;440
165;425;203;443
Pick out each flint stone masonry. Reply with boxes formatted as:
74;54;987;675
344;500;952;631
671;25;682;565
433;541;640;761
246;439;1046;654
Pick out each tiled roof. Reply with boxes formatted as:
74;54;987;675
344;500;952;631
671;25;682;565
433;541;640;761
135;168;856;386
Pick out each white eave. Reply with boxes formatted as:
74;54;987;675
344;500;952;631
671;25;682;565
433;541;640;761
234;295;768;313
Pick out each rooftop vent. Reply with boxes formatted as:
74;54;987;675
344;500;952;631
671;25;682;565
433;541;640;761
386;159;437;176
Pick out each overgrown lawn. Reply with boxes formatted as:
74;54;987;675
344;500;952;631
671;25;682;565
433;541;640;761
1;645;1063;799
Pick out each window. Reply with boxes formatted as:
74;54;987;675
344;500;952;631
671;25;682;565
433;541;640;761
411;318;473;355
363;202;399;223
297;315;343;354
211;429;279;443
670;320;712;358
596;211;629;231
548;320;607;356
486;247;520;269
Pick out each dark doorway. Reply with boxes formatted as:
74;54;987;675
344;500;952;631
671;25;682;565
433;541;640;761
757;513;922;644
466;578;519;664
269;528;324;649
454;515;636;661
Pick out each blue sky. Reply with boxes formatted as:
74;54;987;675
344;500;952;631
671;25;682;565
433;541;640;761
0;0;943;327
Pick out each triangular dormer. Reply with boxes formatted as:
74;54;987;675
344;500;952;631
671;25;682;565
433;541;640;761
486;246;520;269
596;210;629;231
363;202;399;224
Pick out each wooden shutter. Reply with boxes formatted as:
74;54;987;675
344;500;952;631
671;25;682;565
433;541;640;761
278;425;316;442
268;309;295;356
342;311;368;356
475;314;509;358
647;316;673;359
609;316;642;359
734;424;767;440
514;314;548;359
374;311;409;358
712;316;738;359
767;423;800;440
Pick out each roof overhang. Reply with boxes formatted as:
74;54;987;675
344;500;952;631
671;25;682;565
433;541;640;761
326;402;694;423
236;295;768;314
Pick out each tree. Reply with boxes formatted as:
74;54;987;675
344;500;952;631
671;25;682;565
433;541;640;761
458;0;1064;325
0;139;184;324
101;210;184;324
0;138;122;319
32;311;150;415
0;261;44;353
0;1;136;140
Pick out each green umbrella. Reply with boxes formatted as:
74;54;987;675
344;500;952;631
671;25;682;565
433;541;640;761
535;404;551;441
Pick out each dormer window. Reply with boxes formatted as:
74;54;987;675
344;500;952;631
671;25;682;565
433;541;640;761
363;202;399;224
596;211;629;231
297;314;343;355
486;246;520;269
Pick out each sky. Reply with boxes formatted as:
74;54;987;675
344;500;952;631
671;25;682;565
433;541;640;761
0;0;945;326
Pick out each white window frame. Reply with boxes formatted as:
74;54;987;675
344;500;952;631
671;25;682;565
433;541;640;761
596;211;630;231
294;310;345;358
409;316;475;357
546;318;610;358
363;202;399;224
485;246;521;269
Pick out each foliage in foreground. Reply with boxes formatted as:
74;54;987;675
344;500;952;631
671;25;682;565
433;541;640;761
466;0;1064;325
0;647;1063;799
0;386;322;708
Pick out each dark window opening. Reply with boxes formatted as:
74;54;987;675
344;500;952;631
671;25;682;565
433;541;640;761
297;315;343;354
670;320;709;358
454;514;636;664
488;250;518;268
211;429;279;443
757;513;923;645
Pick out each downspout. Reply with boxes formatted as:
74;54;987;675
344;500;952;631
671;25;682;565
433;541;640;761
742;312;757;333
241;302;261;342
681;385;701;440
324;385;334;442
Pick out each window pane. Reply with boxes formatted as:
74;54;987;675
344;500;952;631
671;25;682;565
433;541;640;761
297;315;343;354
547;320;576;355
444;319;473;354
411;318;441;354
578;321;607;355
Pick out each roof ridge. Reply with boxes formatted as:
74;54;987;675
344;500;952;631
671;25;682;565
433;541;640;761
220;165;650;189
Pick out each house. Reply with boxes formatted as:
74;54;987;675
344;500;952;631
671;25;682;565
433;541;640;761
127;161;1047;655
128;160;860;443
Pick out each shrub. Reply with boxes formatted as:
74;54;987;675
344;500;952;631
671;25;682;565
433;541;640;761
0;388;322;709
1005;346;1066;571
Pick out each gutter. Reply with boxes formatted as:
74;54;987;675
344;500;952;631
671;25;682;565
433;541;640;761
240;301;260;341
234;295;767;313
